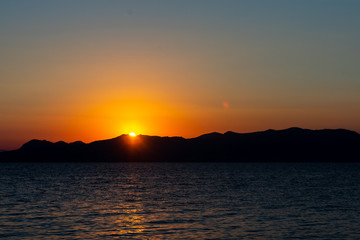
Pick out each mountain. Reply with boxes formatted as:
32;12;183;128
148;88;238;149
1;128;359;162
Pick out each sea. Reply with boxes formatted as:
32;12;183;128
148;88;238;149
1;162;359;239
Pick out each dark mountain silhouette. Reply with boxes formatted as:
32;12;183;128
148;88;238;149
1;127;359;162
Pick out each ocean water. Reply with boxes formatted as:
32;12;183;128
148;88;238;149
0;162;359;239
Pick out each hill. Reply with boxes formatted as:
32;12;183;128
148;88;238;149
1;128;359;162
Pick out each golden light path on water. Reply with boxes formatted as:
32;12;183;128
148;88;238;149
1;163;359;239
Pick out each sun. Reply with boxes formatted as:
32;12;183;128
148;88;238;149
129;132;137;137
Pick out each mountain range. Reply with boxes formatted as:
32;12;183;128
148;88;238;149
1;127;359;162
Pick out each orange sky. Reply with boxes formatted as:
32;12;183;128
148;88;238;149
1;1;360;150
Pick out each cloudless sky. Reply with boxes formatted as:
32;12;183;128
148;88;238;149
1;0;360;149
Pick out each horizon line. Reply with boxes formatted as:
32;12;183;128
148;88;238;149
2;126;359;152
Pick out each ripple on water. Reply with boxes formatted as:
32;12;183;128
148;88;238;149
0;162;360;239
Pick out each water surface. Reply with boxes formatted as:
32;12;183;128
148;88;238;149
1;162;360;239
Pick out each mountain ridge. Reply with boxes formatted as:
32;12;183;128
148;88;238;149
1;127;359;162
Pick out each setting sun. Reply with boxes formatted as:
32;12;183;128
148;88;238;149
129;132;137;137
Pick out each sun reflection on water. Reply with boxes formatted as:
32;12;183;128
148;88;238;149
2;163;358;239
92;172;149;238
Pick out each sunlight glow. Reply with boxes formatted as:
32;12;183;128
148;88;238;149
129;132;137;137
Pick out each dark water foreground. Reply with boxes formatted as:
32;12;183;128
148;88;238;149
1;162;360;239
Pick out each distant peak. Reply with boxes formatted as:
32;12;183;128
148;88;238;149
265;129;275;132
26;139;52;144
20;139;53;150
197;132;222;138
284;127;304;131
224;131;237;135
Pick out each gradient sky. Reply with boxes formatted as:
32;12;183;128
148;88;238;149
1;0;360;150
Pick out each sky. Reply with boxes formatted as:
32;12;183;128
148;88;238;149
1;0;360;150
